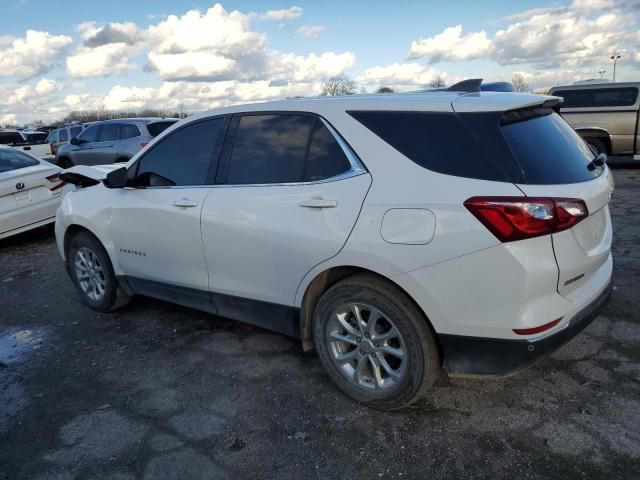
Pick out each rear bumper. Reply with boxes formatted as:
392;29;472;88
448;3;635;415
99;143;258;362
440;280;612;377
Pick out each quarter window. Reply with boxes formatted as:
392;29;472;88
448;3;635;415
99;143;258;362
121;124;140;139
46;130;58;143
226;114;316;185
135;117;226;187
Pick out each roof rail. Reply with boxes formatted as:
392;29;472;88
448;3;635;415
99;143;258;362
447;79;483;93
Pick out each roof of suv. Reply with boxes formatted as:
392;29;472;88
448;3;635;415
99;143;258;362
99;117;178;124
186;91;559;124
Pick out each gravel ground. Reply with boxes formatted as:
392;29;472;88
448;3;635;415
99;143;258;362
1;168;639;480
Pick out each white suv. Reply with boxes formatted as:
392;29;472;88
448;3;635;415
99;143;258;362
56;83;613;409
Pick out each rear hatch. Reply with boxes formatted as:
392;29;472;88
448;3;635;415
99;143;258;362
453;93;612;298
499;108;613;296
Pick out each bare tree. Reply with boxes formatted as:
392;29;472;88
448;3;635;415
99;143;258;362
512;73;531;92
428;76;446;88
376;86;395;93
321;75;357;96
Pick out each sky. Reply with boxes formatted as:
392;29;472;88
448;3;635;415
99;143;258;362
0;0;639;125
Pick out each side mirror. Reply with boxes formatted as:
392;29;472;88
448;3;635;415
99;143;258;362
103;167;128;189
70;137;82;146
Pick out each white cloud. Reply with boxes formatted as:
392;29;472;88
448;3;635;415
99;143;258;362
35;78;60;95
261;6;302;21
357;63;447;89
408;4;640;71
409;25;491;62
66;22;144;78
296;25;326;38
0;30;71;78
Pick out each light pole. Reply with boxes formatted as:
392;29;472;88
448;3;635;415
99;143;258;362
610;55;621;82
598;70;606;80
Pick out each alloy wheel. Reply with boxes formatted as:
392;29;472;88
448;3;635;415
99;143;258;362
327;303;408;391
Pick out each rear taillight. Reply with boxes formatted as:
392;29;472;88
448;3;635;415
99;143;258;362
50;143;55;155
464;196;588;242
46;172;67;191
141;142;148;148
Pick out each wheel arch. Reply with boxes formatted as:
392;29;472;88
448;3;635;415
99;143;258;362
574;128;612;154
298;265;441;358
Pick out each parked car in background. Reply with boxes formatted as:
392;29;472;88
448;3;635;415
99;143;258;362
549;82;640;160
57;82;612;409
56;118;179;168
0;128;53;159
46;124;85;157
0;146;72;239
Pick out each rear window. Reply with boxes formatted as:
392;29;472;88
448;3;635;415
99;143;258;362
349;109;601;185
500;109;600;184
147;121;176;137
0;132;23;145
553;87;639;108
0;149;39;173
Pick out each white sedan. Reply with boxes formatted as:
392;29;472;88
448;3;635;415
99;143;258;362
0;145;72;240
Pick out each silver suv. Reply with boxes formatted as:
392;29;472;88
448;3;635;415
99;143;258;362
56;118;178;168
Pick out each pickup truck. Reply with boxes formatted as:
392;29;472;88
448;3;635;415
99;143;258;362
0;129;55;160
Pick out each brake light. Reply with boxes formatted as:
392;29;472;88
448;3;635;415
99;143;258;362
141;142;148;148
513;317;562;335
464;196;588;242
50;143;56;155
46;172;67;191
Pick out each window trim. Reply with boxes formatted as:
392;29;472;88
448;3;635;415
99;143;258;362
215;110;366;187
128;115;231;189
552;87;640;109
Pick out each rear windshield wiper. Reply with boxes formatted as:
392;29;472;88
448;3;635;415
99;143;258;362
587;153;606;171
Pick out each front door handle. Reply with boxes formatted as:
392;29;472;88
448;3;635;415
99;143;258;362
299;198;338;208
173;198;199;208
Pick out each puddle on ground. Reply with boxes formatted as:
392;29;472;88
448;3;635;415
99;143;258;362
0;328;47;365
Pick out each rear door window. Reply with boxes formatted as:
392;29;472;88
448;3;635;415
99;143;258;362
304;122;352;181
99;124;120;142
226;114;316;185
0;149;39;173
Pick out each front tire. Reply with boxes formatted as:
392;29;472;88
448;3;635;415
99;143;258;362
67;231;130;312
313;273;440;410
58;157;73;169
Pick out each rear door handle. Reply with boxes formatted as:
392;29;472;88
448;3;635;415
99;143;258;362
299;198;338;208
173;198;199;208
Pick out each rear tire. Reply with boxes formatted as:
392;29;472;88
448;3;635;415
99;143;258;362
313;273;440;410
67;231;130;312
